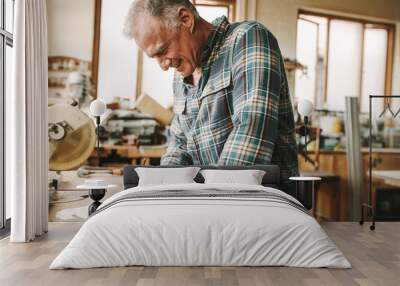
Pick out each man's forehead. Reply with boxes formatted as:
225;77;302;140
134;16;170;55
136;31;167;56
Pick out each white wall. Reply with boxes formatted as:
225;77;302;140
97;0;138;103
47;0;95;61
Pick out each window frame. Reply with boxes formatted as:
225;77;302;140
296;9;395;110
0;0;14;233
192;0;236;22
134;0;237;100
91;0;237;100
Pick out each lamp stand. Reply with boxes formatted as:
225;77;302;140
304;116;309;163
95;116;101;167
88;188;106;215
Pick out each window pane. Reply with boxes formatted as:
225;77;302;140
295;15;328;108
196;5;228;22
6;0;14;33
294;19;318;104
361;28;387;114
140;5;229;108
326;20;363;111
98;0;138;103
142;56;174;108
5;44;12;219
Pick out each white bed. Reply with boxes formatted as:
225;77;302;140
50;183;351;269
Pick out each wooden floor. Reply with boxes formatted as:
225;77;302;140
0;222;399;286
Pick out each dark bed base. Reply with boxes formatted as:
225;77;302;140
123;165;282;190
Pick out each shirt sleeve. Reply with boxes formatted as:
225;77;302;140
160;114;193;165
161;73;193;166
218;24;282;165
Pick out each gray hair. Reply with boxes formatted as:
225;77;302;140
123;0;200;39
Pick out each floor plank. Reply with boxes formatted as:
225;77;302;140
0;222;399;286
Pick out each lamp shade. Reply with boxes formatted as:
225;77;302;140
298;99;314;117
89;99;107;117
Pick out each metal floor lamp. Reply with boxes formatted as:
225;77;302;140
360;95;400;231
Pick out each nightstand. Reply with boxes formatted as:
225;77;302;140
289;176;321;215
77;180;117;215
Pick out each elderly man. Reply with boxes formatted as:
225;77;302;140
124;0;299;194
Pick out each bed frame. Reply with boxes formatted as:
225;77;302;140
123;165;281;190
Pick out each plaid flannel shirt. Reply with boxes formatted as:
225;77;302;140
161;17;299;185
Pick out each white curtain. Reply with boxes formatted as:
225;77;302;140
10;0;48;242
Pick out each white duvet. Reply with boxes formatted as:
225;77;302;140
50;183;351;269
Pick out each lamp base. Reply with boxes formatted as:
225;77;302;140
88;188;106;215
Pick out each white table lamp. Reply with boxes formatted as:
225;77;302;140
298;99;314;162
89;99;107;166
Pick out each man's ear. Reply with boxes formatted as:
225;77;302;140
178;7;195;33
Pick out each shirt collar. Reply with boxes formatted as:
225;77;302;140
182;16;230;86
201;16;230;67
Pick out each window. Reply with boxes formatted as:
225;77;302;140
139;0;236;107
1;0;14;232
294;11;394;112
192;0;236;22
97;0;138;104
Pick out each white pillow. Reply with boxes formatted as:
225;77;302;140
200;169;266;185
135;167;200;186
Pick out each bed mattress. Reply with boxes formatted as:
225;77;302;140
50;183;351;269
